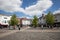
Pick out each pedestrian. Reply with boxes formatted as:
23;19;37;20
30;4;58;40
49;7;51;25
17;24;20;30
19;26;20;30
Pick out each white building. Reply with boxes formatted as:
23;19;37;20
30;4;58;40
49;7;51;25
20;18;32;26
0;14;11;26
22;19;31;26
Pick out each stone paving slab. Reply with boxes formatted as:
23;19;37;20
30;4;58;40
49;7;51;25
0;32;60;40
0;30;19;38
0;27;30;38
24;27;60;32
0;27;60;38
20;27;31;31
22;30;60;32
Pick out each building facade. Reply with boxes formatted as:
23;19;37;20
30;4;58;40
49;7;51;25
39;13;60;27
54;13;60;27
0;14;11;27
20;18;32;27
38;14;46;27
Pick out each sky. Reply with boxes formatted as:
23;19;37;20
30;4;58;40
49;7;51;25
0;0;60;18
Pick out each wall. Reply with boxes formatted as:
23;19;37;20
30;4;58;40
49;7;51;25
54;14;60;22
0;15;11;26
22;20;31;25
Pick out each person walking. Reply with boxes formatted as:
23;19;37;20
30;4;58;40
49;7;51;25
19;26;20;30
17;24;20;30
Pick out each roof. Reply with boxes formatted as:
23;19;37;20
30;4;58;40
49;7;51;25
17;17;32;21
39;15;46;19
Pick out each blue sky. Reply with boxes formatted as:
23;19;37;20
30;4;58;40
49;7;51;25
46;0;60;12
0;0;60;18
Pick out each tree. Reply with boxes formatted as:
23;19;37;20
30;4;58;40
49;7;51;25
9;14;19;29
32;15;38;28
46;11;54;28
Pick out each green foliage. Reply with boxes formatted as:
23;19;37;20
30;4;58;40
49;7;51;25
32;15;38;27
9;14;18;26
46;11;55;25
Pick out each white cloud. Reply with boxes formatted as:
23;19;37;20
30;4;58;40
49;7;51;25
0;0;53;16
53;8;60;14
0;0;24;12
24;0;53;16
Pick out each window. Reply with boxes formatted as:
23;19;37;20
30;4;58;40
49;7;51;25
2;20;7;23
5;21;6;23
4;17;7;19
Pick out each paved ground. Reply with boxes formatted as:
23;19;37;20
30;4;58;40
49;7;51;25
0;27;30;38
0;29;19;38
26;27;60;30
0;27;60;40
0;31;60;40
24;27;60;32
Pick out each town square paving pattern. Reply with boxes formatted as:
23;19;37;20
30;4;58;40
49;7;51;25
0;31;60;40
0;27;60;40
0;26;30;38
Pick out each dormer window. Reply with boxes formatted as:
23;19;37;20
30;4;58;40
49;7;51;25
4;17;7;19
